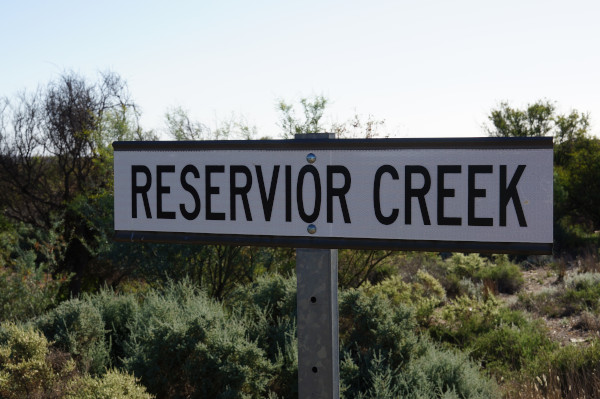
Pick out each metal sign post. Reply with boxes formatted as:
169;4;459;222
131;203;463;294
295;133;339;399
297;248;339;398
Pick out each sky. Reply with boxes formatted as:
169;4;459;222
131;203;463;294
1;0;600;139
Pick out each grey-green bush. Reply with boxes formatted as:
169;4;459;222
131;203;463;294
86;288;139;368
123;280;273;399
0;218;69;322
228;274;298;398
35;298;110;375
397;347;500;399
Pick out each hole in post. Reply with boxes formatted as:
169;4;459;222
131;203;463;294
310;296;317;303
312;366;318;373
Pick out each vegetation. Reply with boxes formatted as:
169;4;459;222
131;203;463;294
1;74;600;397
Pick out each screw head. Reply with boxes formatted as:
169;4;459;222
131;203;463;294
306;153;316;164
307;224;317;234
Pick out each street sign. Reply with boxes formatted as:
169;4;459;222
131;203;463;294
113;137;553;254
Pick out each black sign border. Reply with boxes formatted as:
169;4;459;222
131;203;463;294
113;136;553;255
114;230;551;254
113;136;552;151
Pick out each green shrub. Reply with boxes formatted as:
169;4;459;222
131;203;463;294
518;287;564;317
440;253;489;298
447;253;488;280
430;295;555;375
361;271;446;325
518;272;600;318
0;264;69;322
228;274;298;398
564;273;600;312
0;322;78;398
348;353;403;399
0;219;69;322
434;295;503;341
339;289;425;396
456;277;484;300
228;273;297;348
336;287;498;398
441;254;524;297
478;255;524;294
398;347;500;399
123;280;272;398
86;288;140;369
66;369;154;399
35;298;110;375
471;322;555;374
526;340;600;398
0;322;153;399
339;289;420;372
230;275;497;398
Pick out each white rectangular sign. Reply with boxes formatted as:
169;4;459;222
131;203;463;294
113;138;553;254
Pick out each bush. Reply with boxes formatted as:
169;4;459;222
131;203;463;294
471;322;555;374
0;219;69;322
564;273;600;313
228;274;298;398
573;310;600;332
66;369;154;399
339;289;420;375
441;254;524;297
361;271;446;325
123;280;273;398
447;253;488;280
398;347;500;399
479;255;524;294
515;340;600;399
0;322;77;398
0;322;154;399
228;273;297;346
518;272;600;317
86;288;140;369
430;295;555;375
518;287;564;317
230;275;497;398
0;264;69;322
337;287;498;398
35;298;110;375
440;253;489;298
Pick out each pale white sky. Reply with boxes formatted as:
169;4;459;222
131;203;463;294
1;0;599;138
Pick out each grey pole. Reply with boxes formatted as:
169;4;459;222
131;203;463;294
296;133;340;399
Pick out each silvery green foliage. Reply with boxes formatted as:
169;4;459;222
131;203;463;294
123;280;272;399
27;276;499;398
229;274;298;398
566;272;600;289
85;288;140;369
337;287;497;398
35;298;110;375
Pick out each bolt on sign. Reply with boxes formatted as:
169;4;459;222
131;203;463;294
113;137;553;254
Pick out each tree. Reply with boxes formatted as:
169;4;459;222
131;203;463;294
485;100;600;251
484;100;590;143
277;95;328;138
485;100;556;138
0;71;134;227
165;106;257;141
0;71;139;293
